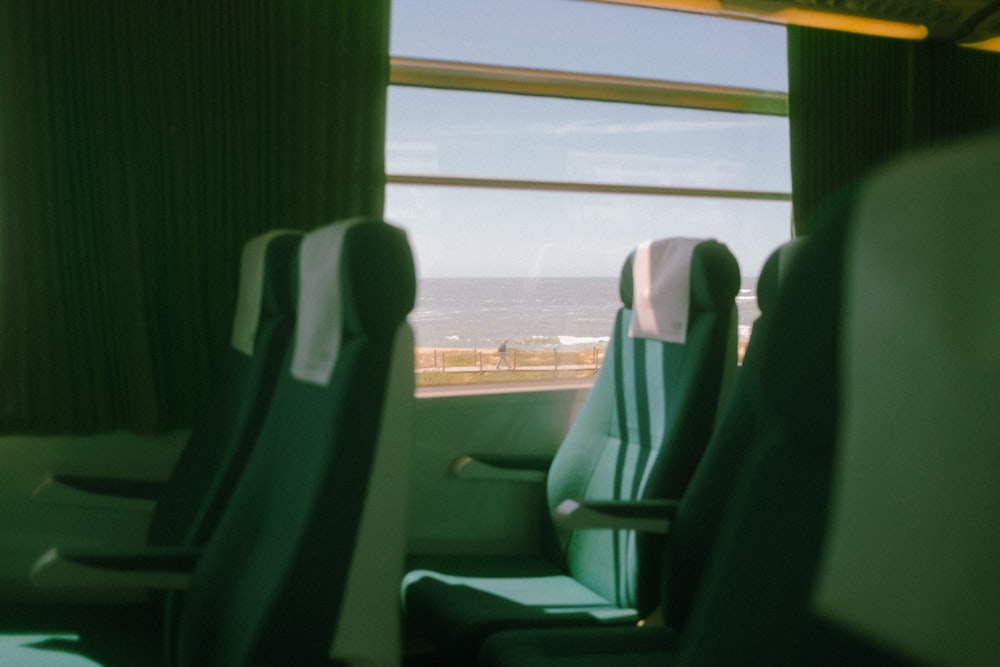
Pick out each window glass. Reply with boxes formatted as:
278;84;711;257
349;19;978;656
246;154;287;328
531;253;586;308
387;186;789;278
390;0;788;92
386;185;790;383
388;88;791;192
388;1;790;386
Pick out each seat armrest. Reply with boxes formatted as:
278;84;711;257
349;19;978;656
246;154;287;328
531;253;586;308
31;546;200;590
554;498;679;533
53;473;164;501
450;453;551;482
32;474;159;514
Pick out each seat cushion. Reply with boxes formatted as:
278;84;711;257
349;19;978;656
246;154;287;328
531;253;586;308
403;554;639;663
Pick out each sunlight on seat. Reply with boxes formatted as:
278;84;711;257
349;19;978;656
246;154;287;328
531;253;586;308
402;569;639;620
0;634;101;666
403;570;613;607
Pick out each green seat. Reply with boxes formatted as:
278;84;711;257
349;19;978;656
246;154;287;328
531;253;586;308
659;210;852;665
673;136;1000;666
814;131;1000;667
476;230;818;667
15;218;417;666
481;162;981;665
0;230;303;655
154;231;303;548
479;135;1000;667
402;238;740;665
176;217;416;665
656;236;803;635
45;229;303;550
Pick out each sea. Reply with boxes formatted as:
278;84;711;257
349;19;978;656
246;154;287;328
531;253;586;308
410;277;760;350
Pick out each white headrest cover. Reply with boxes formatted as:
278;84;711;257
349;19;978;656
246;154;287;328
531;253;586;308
814;133;1000;667
291;220;361;386
628;237;702;344
230;230;296;356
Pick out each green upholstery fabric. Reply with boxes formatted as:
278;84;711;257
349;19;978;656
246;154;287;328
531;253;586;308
815;131;1000;667
551;241;739;613
151;231;302;548
154;231;301;662
478;206;861;666
403;239;739;665
177;219;415;665
0;633;155;667
0;219;416;666
658;237;798;634
8;231;302;663
482;133;1000;667
480;237;803;667
669;190;908;666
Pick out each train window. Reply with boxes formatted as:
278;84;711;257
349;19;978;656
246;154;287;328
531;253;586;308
387;0;791;389
389;0;788;92
387;88;790;192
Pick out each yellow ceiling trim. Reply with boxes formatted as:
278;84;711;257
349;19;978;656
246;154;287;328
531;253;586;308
763;8;928;40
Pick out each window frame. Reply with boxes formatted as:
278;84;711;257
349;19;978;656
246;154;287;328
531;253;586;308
387;56;790;204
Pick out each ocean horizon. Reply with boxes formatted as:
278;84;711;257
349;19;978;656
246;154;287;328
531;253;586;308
411;277;760;350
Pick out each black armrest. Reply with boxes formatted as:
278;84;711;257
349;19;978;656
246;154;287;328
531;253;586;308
31;546;201;589
466;454;553;471
450;453;552;482
59;546;200;573
554;498;679;533
53;474;165;501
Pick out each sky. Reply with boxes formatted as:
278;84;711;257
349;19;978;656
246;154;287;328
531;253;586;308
384;0;791;278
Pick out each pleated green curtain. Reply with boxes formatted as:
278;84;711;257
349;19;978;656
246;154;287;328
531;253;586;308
909;40;1000;147
0;1;390;434
787;28;911;233
788;27;1000;234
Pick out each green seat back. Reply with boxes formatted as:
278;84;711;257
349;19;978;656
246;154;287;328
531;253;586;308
475;237;813;667
659;237;799;632
149;231;302;548
175;218;415;666
546;239;739;613
815;131;1000;667
673;194;851;665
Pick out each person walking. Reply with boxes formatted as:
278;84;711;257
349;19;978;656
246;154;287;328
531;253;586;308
496;339;511;370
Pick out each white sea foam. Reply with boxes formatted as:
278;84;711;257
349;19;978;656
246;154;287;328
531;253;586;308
559;335;611;347
413;277;758;350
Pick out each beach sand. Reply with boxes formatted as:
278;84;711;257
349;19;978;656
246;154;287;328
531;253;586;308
414;346;606;385
414;338;747;387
